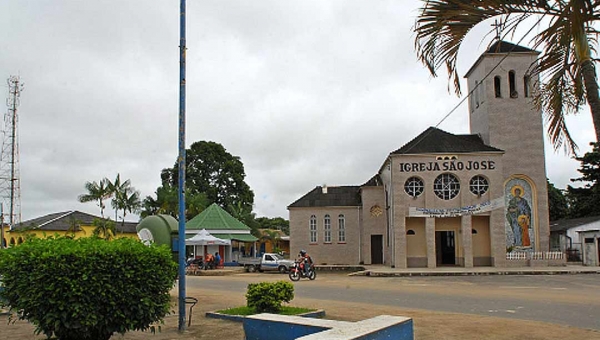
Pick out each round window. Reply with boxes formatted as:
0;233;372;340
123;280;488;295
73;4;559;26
404;177;424;198
433;173;460;200
469;175;489;196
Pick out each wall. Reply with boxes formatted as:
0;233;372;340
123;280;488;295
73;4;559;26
405;218;426;267
289;207;360;265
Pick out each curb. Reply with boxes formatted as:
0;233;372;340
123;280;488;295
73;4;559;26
205;309;326;323
351;269;600;277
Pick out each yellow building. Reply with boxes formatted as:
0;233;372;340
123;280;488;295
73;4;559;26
1;210;139;246
257;229;290;256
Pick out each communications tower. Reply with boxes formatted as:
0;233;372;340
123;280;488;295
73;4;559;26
0;76;23;229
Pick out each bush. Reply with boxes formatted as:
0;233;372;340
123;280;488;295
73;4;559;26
245;281;294;313
0;236;177;340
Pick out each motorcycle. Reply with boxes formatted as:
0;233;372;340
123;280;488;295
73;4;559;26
288;259;316;281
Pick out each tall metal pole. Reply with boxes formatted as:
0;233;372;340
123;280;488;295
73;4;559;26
0;203;4;248
9;79;17;227
177;0;187;332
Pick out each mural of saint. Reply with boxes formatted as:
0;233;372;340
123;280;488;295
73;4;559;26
506;185;532;247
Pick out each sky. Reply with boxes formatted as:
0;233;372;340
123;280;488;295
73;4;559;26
0;1;596;224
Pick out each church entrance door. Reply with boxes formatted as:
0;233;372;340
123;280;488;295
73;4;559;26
436;231;456;265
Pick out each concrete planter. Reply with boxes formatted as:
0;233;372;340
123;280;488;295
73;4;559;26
205;309;325;323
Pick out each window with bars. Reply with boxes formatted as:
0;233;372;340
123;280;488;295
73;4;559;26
324;214;331;243
434;173;460;200
469;175;489;196
338;214;345;242
309;215;317;243
404;177;424;198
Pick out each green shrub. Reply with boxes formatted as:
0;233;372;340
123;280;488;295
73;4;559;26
0;236;177;340
245;281;294;313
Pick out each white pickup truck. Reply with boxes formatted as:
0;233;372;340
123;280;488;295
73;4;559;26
237;253;294;273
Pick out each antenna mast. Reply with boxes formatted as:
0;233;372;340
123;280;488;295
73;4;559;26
0;76;23;229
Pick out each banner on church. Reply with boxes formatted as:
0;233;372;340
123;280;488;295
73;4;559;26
408;198;504;218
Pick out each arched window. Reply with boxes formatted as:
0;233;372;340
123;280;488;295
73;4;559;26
17;237;23;244
509;70;518;98
494;76;502;97
324;214;331;243
309;215;317;243
10;238;15;245
338;214;346;242
523;75;531;97
406;230;416;235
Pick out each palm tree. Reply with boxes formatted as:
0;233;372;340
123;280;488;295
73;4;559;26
107;174;131;222
78;179;112;218
413;0;600;153
261;229;282;253
114;188;142;227
91;218;116;240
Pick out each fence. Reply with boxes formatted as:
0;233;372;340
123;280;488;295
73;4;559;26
506;251;564;260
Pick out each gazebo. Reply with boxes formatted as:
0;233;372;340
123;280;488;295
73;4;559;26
185;203;258;263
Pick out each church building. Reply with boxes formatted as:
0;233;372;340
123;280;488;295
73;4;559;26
288;41;550;268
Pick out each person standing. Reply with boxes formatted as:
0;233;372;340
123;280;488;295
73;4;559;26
214;252;221;268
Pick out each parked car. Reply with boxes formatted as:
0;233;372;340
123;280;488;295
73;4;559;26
237;253;294;273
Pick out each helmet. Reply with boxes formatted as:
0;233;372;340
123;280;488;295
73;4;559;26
299;250;306;256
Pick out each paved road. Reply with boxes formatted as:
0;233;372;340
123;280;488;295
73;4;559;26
186;272;600;330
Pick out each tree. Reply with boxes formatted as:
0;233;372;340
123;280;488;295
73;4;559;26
414;0;600;153
141;185;210;221
256;216;289;235
547;179;568;221
0;237;176;340
227;201;260;237
92;218;116;240
144;141;255;221
566;142;600;217
160;141;255;212
78;178;111;218
261;229;282;253
114;188;141;226
107;173;131;222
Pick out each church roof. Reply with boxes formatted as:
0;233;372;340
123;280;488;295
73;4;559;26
391;127;503;155
288;186;361;208
186;203;252;231
464;40;539;78
486;40;537;54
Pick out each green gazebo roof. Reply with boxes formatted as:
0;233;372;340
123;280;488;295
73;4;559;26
186;203;252;231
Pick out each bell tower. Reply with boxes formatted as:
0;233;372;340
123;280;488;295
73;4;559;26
465;40;550;253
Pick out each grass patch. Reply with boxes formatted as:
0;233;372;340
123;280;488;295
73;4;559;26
217;306;315;316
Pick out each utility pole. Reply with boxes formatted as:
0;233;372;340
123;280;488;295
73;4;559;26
177;0;187;332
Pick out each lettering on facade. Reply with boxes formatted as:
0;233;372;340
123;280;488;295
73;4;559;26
408;198;504;218
399;160;496;173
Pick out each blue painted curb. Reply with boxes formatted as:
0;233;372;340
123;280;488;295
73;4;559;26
206;309;325;323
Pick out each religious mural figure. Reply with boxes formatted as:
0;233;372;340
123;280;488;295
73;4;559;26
506;185;532;247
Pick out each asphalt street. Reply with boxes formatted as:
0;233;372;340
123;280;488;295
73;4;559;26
185;272;600;330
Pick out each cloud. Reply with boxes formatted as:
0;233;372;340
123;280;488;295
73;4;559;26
0;0;594;222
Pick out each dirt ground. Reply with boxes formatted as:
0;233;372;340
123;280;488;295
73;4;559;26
1;285;600;340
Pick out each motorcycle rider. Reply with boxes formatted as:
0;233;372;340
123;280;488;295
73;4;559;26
297;250;313;277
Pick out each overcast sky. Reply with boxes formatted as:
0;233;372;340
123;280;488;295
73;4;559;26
0;1;595;223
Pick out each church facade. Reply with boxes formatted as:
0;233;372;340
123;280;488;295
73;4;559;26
288;41;550;268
